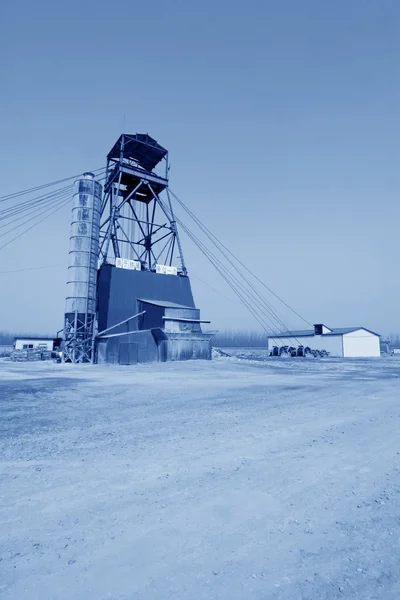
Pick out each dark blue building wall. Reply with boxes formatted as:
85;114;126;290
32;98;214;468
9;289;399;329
97;265;195;334
96;265;213;364
97;331;159;364
138;302;164;330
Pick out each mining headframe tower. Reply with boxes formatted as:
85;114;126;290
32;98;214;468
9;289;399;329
63;133;214;364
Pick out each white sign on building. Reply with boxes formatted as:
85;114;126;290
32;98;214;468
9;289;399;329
116;258;141;271
156;264;178;276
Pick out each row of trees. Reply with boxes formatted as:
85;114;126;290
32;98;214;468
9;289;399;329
387;333;400;348
0;331;17;345
1;329;399;349
212;330;268;348
0;329;268;348
0;331;51;345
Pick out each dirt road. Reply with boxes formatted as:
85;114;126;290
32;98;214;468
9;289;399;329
1;357;400;599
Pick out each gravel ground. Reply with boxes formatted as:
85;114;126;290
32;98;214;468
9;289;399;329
1;355;400;599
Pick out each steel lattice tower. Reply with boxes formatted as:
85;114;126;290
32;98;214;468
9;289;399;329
99;134;187;275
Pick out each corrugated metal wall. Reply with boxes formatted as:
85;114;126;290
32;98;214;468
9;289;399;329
96;265;213;364
163;337;212;361
97;265;195;335
97;331;159;364
342;330;380;357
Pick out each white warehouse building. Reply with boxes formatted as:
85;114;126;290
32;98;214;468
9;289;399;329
268;324;381;358
14;337;55;351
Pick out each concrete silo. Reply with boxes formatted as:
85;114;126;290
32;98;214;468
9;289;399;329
63;173;102;362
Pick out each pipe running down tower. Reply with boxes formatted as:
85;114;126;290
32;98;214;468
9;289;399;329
63;173;102;362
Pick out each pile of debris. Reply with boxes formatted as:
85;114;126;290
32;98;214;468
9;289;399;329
10;349;53;362
212;347;231;358
270;345;329;358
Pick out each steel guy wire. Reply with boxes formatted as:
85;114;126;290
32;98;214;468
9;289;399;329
0;191;72;239
160;197;300;343
169;190;305;336
162;202;293;343
0;189;72;230
0;167;107;203
0;196;71;252
169;189;313;329
0;185;73;220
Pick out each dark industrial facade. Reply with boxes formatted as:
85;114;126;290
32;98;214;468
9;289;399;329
96;264;213;364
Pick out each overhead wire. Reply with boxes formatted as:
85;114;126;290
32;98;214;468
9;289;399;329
0;168;107;250
0;188;73;231
0;185;73;221
169;189;313;329
0;264;61;275
177;218;288;343
0;195;71;252
0;168;108;268
190;274;241;305
158;195;298;344
0;167;106;203
160;194;301;344
0;190;72;240
159;199;272;331
170;188;311;332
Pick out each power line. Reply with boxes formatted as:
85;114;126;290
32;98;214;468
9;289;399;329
0;185;73;221
0;197;71;252
0;167;106;203
190;273;241;304
0;264;61;275
180;220;288;342
163;194;301;342
158;196;299;344
169;189;313;328
0;189;72;232
0;191;71;242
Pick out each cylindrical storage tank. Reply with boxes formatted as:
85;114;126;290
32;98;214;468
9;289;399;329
65;173;102;320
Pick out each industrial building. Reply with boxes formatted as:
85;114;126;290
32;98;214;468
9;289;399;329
64;133;214;364
1;132;385;366
14;337;57;351
268;324;381;358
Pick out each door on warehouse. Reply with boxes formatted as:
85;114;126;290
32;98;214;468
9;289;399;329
118;342;138;365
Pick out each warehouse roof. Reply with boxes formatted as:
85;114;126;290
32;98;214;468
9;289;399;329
13;336;55;341
270;327;380;339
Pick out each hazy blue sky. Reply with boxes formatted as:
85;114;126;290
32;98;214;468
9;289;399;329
1;0;400;335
